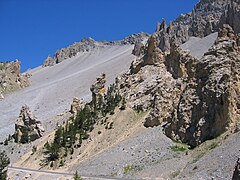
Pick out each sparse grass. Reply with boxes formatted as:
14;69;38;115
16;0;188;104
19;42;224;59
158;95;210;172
123;164;134;174
171;170;181;178
208;141;218;150
171;142;189;152
123;164;142;174
191;139;220;164
0;62;7;70
171;145;187;152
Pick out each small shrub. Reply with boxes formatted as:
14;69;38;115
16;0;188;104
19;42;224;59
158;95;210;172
123;164;134;174
59;159;64;167
109;122;114;129
73;171;83;180
3;139;8;146
31;146;37;155
170;143;188;152
209;141;218;150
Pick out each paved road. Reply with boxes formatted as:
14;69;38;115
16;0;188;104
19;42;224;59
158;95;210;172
8;166;133;180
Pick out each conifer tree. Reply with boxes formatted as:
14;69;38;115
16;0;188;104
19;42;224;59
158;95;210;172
0;151;10;180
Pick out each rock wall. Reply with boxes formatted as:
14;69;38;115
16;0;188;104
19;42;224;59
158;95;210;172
165;25;240;147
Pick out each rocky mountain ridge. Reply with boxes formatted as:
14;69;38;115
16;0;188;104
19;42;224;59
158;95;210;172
1;0;240;179
43;32;149;67
151;0;239;53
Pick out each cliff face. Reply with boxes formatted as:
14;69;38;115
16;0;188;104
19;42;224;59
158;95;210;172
165;25;240;147
0;60;29;99
118;0;240;147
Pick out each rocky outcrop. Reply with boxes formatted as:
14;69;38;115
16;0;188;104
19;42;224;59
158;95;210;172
43;33;149;67
15;105;45;143
0;60;29;97
118;23;240;148
42;56;55;67
165;25;240;147
70;97;83;115
143;0;234;57
132;41;145;57
90;73;106;107
232;157;240;180
165;41;198;79
130;34;165;74
220;0;240;34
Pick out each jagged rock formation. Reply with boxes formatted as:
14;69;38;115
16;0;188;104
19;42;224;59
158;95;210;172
141;0;237;56
220;0;240;34
43;33;149;67
165;25;240;147
123;24;240;147
70;97;83;115
90;73;106;107
132;41;145;57
233;157;240;180
117;0;240;147
0;60;29;98
130;34;165;74
15;105;44;143
43;56;55;67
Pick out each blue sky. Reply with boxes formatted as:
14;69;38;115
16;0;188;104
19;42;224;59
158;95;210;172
0;0;198;72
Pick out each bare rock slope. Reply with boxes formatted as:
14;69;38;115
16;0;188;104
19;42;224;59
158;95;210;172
0;43;135;141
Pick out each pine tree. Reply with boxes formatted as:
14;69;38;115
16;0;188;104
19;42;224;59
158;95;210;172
44;141;60;161
0;151;10;180
73;171;83;180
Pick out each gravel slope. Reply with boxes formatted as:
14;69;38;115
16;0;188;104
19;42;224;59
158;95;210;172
0;45;134;141
180;32;218;59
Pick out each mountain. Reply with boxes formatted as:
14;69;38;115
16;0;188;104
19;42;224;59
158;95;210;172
1;0;240;179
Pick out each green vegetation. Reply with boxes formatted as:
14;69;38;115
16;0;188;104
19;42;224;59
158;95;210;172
0;62;7;71
191;139;220;164
170;170;181;178
123;164;142;174
209;141;218;150
31;145;37;155
73;171;83;180
43;83;125;166
123;164;134;174
0;151;10;180
171;142;189;152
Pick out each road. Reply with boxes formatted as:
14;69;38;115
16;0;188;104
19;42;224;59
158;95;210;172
8;166;133;180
